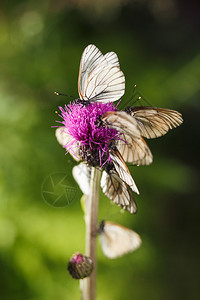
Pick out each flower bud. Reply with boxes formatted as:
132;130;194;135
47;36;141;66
67;252;93;279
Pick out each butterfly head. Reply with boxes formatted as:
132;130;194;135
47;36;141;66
103;162;114;174
76;98;90;107
97;220;105;234
124;106;132;114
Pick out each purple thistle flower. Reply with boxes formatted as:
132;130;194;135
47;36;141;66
58;101;121;168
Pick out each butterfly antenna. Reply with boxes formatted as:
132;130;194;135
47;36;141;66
119;85;137;109
136;96;143;106
54;91;75;99
132;84;137;96
136;89;153;106
127;85;137;103
130;85;146;106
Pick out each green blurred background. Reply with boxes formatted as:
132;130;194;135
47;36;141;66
0;0;199;299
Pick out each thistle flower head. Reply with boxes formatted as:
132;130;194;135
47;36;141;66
58;101;121;167
67;252;93;279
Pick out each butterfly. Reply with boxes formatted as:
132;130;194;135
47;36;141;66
78;44;125;103
125;106;183;139
100;106;183;165
71;158;137;213
98;220;142;259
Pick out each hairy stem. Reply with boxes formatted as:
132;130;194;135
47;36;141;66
82;167;101;300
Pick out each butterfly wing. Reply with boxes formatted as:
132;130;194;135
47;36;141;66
104;52;120;67
109;148;139;194
101;169;137;214
78;44;105;100
99;221;142;259
126;106;183;139
78;44;125;102
116;133;153;165
55;127;81;161
101;111;153;165
72;163;91;196
102;111;141;137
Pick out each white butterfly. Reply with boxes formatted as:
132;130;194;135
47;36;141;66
78;44;125;103
100;107;183;165
98;220;142;259
125;106;183;139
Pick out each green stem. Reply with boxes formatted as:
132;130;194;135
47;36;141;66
82;167;101;300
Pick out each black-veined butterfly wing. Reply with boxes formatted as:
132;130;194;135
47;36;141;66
126;106;183;139
99;220;142;259
55;127;81;161
104;52;120;67
78;44;125;103
101;110;152;165
109;147;139;194
116;133;153;165
101;169;137;214
101;111;141;137
78;44;105;99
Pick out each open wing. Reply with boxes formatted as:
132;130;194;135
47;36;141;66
126;106;183;139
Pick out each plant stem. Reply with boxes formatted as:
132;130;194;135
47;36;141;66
82;167;101;300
